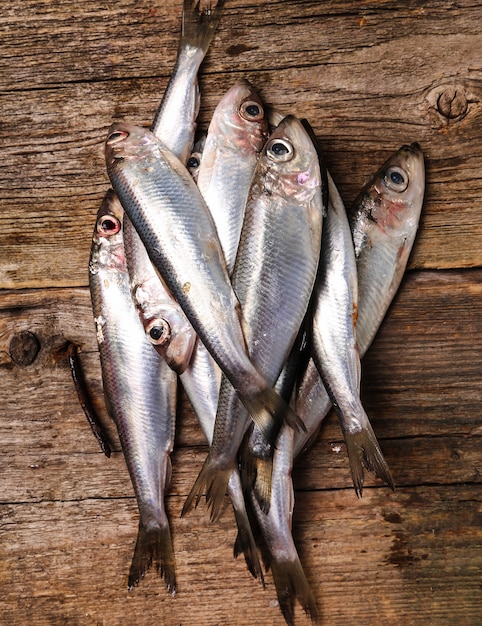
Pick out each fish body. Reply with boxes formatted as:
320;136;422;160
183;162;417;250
349;142;426;351
89;190;177;592
183;115;323;519
294;143;425;457
310;172;393;495
106;122;300;449
151;0;225;163
197;79;268;274
248;425;318;626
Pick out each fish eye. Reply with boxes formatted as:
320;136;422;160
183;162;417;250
239;99;264;122
383;166;408;192
107;130;129;145
146;318;171;346
266;138;293;162
187;155;200;169
97;214;121;236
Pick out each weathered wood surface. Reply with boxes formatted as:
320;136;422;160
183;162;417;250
1;0;481;624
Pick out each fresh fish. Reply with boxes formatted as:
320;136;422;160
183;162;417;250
310;172;393;496
150;0;225;163
197;79;268;274
182;115;323;520
105;122;302;449
248;425;318;626
89;190;177;593
349;142;426;352
295;142;425;459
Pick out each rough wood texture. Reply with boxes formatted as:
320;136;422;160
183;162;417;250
1;0;481;624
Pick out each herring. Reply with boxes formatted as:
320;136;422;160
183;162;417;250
89;190;177;593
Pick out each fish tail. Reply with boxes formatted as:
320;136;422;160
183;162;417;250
181;0;225;53
228;472;266;586
344;420;394;497
128;521;177;595
240;385;306;448
270;556;319;626
241;447;274;515
181;457;231;522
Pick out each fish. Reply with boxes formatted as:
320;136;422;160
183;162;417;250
182;114;323;520
349;142;426;352
310;172;394;496
197;79;269;274
247;425;318;626
295;142;425;459
122;0;225;373
89;190;177;593
105;122;302;451
150;0;225;164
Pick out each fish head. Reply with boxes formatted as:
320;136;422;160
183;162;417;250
261;114;322;205
357;143;425;234
209;79;268;153
105;122;161;168
143;305;198;374
89;190;126;274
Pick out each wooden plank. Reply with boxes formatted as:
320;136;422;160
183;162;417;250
0;269;481;623
1;0;482;289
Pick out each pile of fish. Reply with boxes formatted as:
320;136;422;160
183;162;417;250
81;1;425;623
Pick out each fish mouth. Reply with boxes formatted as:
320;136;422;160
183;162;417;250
402;142;422;155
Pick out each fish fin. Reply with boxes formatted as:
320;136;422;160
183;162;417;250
229;471;266;586
181;457;231;522
239;430;274;514
181;0;225;53
240;386;306;447
344;420;394;497
270;556;319;625
128;521;177;595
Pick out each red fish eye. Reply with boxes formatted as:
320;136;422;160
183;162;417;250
107;130;129;145
97;214;121;236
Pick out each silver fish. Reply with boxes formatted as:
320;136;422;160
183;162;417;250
182;115;323;520
295;142;425;458
197;79;268;274
89;190;177;592
150;0;225;163
349;142;426;352
310;172;393;495
248;426;318;626
105;122;301;449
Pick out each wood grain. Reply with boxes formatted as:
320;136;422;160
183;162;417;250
1;0;481;624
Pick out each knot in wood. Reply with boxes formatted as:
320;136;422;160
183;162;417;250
436;87;468;120
9;331;41;366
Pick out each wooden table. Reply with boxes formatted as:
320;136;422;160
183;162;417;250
1;1;481;624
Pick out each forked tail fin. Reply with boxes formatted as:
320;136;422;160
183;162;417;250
128;521;176;595
270;556;319;626
343;418;394;497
